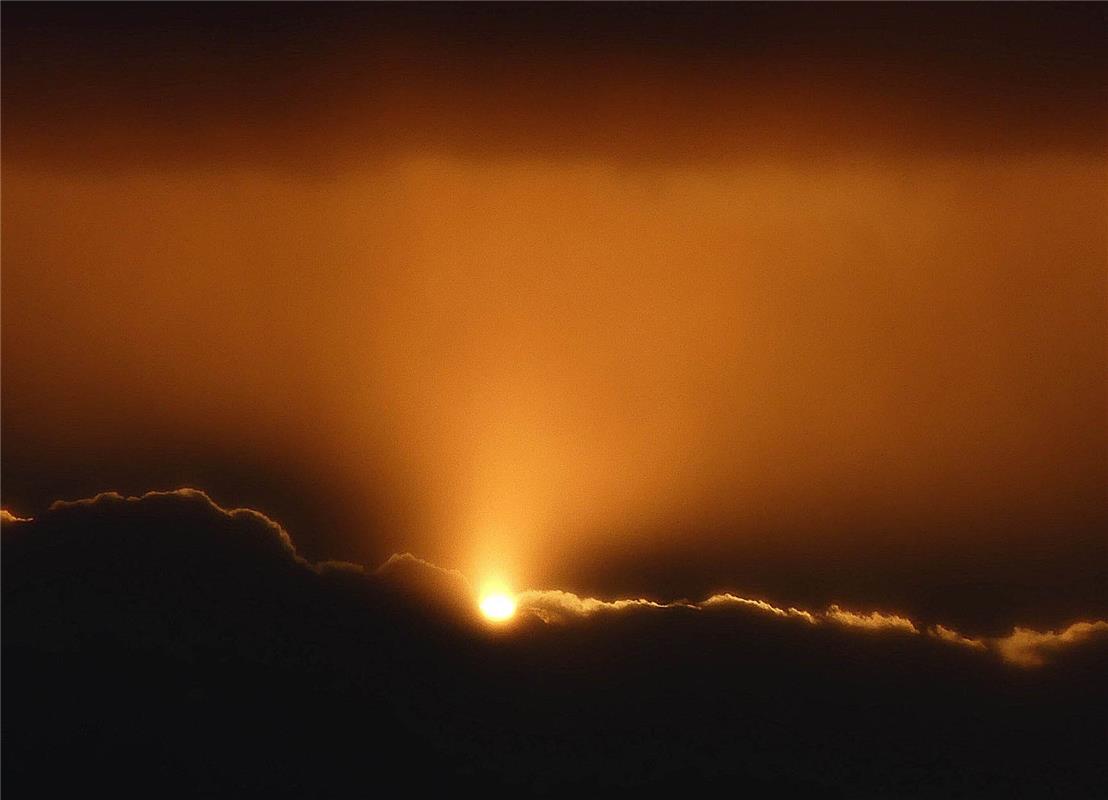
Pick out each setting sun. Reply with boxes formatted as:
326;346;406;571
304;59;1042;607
479;592;517;623
4;3;1106;795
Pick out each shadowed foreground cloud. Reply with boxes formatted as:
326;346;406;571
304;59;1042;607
4;488;1107;797
4;489;1104;668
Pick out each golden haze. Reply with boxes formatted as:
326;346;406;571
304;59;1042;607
3;5;1105;617
5;155;1104;592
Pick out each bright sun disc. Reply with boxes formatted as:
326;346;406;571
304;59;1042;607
479;592;517;622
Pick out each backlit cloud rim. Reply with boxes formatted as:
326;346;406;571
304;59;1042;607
4;488;1105;668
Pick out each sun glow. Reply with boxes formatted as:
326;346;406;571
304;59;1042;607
479;592;518;623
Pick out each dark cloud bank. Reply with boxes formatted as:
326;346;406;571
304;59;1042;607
5;3;1105;170
4;490;1106;797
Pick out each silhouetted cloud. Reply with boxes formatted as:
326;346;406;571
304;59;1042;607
6;488;1106;673
376;552;471;587
47;487;302;557
6;488;1108;796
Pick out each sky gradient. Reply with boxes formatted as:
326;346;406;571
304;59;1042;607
4;2;1105;632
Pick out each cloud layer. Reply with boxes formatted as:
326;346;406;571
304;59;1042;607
7;489;1104;668
511;587;1107;668
5;488;1108;796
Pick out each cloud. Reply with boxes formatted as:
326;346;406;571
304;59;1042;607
7;493;1108;798
516;590;920;639
825;605;920;634
513;586;1108;669
515;589;690;623
374;551;477;619
511;587;1108;670
515;588;821;626
509;587;1107;669
927;620;1108;666
702;593;818;624
991;621;1108;668
6;487;1107;668
512;589;909;633
45;487;304;566
375;551;470;585
928;624;987;650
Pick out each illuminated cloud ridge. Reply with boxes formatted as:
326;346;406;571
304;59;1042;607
4;490;1106;668
510;586;1108;667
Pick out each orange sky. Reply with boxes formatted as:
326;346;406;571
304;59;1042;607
3;4;1105;630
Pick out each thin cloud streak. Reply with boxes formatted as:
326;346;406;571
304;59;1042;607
512;588;1106;668
515;589;693;624
701;592;817;624
929;624;988;651
825;605;919;634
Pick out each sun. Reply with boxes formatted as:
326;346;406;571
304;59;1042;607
479;592;518;623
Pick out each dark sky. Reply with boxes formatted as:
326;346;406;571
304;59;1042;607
5;3;1106;166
